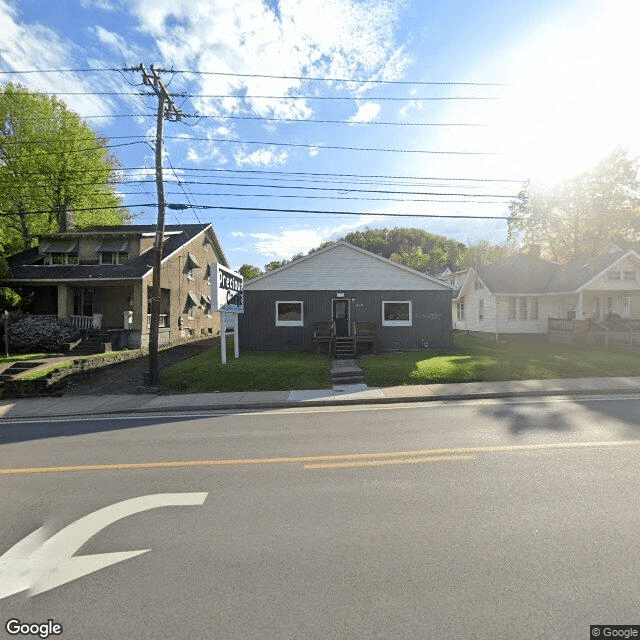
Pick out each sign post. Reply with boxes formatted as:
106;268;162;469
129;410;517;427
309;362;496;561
212;265;243;364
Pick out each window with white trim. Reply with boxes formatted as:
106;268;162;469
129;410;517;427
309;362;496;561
623;297;631;317
478;299;484;321
276;301;303;326
623;270;636;281
456;299;465;321
382;301;412;326
607;270;621;280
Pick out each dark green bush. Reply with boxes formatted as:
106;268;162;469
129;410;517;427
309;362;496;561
8;315;82;353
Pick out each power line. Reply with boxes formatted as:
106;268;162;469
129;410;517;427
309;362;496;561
163;136;499;155
144;68;510;86
0;165;526;183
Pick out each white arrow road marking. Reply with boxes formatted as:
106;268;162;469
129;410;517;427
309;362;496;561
0;492;208;599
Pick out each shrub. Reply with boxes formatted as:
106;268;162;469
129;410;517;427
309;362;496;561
8;315;82;353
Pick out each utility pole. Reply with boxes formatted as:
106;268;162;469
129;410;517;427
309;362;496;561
137;64;182;386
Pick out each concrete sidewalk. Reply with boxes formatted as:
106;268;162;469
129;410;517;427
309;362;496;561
1;376;639;420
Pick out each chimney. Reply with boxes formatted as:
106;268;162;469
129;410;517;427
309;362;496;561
59;207;76;232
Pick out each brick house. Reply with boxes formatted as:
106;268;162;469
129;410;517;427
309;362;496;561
3;223;229;348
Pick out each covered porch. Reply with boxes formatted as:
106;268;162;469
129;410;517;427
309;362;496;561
548;290;640;347
56;283;138;330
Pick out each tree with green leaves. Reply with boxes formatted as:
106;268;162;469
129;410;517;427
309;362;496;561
507;148;640;261
238;264;263;281
0;83;129;256
342;227;466;271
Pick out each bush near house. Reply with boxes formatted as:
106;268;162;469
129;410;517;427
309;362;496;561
8;315;81;353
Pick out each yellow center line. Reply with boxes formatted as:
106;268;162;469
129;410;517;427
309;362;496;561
0;439;639;476
304;454;476;469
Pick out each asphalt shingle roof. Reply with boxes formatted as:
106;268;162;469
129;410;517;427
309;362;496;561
4;224;211;282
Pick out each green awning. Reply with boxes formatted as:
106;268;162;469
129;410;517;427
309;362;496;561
40;240;78;253
95;238;130;252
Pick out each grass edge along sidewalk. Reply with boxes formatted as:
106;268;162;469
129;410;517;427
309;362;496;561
359;334;640;387
161;344;332;393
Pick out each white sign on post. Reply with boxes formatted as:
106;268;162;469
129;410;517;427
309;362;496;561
211;265;243;363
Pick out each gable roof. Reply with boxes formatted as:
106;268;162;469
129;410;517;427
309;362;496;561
476;255;559;294
4;223;228;283
463;242;640;296
246;241;453;291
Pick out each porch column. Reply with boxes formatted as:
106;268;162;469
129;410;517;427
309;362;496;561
57;285;70;321
132;282;144;331
575;290;585;320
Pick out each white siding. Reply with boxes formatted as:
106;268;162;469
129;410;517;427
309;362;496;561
494;296;553;333
584;257;640;292
246;243;450;291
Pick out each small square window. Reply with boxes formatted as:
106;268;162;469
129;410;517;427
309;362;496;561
607;270;621;280
623;270;636;281
276;301;303;326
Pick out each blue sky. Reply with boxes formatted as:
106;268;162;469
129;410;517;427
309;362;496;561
2;0;639;270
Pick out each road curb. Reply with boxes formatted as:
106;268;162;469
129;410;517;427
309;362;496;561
112;384;640;416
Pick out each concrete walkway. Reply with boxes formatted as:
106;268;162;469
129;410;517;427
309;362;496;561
1;376;639;420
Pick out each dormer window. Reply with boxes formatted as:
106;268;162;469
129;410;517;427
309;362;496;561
94;238;130;265
40;240;79;266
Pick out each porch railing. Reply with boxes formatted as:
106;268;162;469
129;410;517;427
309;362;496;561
548;318;574;332
69;314;100;329
146;314;168;328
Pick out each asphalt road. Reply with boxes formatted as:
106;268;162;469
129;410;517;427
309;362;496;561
1;396;639;640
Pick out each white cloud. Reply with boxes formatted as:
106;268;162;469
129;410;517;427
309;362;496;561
91;26;140;61
0;0;115;118
247;217;380;259
81;0;120;9
348;102;381;124
126;0;409;122
234;147;288;167
398;99;423;118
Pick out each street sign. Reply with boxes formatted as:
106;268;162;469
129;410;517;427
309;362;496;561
213;264;243;313
0;492;208;598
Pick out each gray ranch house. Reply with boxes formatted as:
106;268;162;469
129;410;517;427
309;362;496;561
4;223;229;349
447;241;640;345
238;241;454;356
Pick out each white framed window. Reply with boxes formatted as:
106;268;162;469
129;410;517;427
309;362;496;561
518;297;528;320
623;297;631;317
607;270;621;280
456;299;465;321
478;299;484;321
623;270;636;281
276;301;303;326
382;301;412;326
529;297;539;320
508;297;517;320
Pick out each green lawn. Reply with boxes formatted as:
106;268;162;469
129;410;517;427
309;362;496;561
0;353;55;364
359;334;640;386
161;344;332;393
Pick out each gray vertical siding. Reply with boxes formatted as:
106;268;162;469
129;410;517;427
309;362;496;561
238;289;453;351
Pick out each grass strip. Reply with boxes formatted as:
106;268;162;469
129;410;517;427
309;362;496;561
161;343;332;393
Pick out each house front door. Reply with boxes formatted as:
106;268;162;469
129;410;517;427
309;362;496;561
333;299;350;337
73;288;93;316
